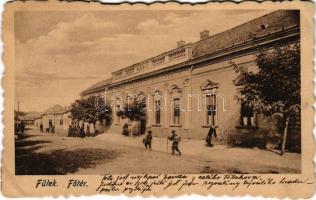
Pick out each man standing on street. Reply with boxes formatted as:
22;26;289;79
143;130;153;150
20;121;25;134
168;130;181;156
40;123;43;133
206;124;217;147
80;124;85;138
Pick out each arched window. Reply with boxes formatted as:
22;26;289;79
201;80;219;127
136;93;147;112
154;100;161;125
114;97;122;125
206;94;217;126
153;90;162;125
168;85;182;126
172;98;181;125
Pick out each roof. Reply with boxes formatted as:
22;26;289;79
80;78;112;96
43;105;67;115
192;10;299;58
18;112;42;121
81;10;299;93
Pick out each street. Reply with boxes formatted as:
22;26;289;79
15;128;301;175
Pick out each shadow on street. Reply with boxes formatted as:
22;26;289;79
15;135;119;175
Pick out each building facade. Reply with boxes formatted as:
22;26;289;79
34;105;72;131
81;10;300;143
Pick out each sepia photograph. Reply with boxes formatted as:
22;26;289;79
1;0;314;197
13;8;302;176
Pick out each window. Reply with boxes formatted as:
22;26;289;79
154;100;161;125
116;104;121;124
240;103;255;126
206;94;217;126
60;119;63;126
173;98;181;125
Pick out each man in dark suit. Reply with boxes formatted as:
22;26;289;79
143;130;153;150
206;125;217;147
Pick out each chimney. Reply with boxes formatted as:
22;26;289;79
200;30;209;40
177;40;185;48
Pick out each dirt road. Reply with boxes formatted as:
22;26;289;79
15;128;301;175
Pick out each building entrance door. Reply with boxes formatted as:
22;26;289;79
140;119;146;135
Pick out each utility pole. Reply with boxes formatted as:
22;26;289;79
17;101;20;113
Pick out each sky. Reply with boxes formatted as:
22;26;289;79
14;9;274;112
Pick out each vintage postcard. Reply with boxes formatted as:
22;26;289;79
1;0;314;198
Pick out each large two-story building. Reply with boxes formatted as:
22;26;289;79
80;10;300;148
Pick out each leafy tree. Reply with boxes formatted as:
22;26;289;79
117;96;146;121
233;43;300;155
70;96;112;126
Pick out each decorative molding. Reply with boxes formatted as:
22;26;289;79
183;78;190;87
200;79;219;90
146;86;152;94
163;83;169;90
153;89;162;98
168;84;182;98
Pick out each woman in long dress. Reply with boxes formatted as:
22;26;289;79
122;123;129;136
90;122;95;137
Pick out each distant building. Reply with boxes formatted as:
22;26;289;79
35;105;72;131
81;10;300;146
18;112;42;126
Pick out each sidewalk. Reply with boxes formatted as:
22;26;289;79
18;129;301;173
96;133;226;156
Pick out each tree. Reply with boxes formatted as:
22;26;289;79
118;97;146;121
70;96;112;126
233;43;300;155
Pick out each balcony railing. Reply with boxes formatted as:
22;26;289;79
112;45;191;80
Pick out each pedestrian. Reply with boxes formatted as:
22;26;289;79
75;125;80;137
168;130;181;156
49;124;53;133
206;124;217;147
143;130;153;150
51;125;55;133
73;125;77;137
90;122;95;137
14;121;18;135
80;124;85;138
40;123;43;133
68;124;73;137
86;124;90;137
122;123;129;136
20;121;25;134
